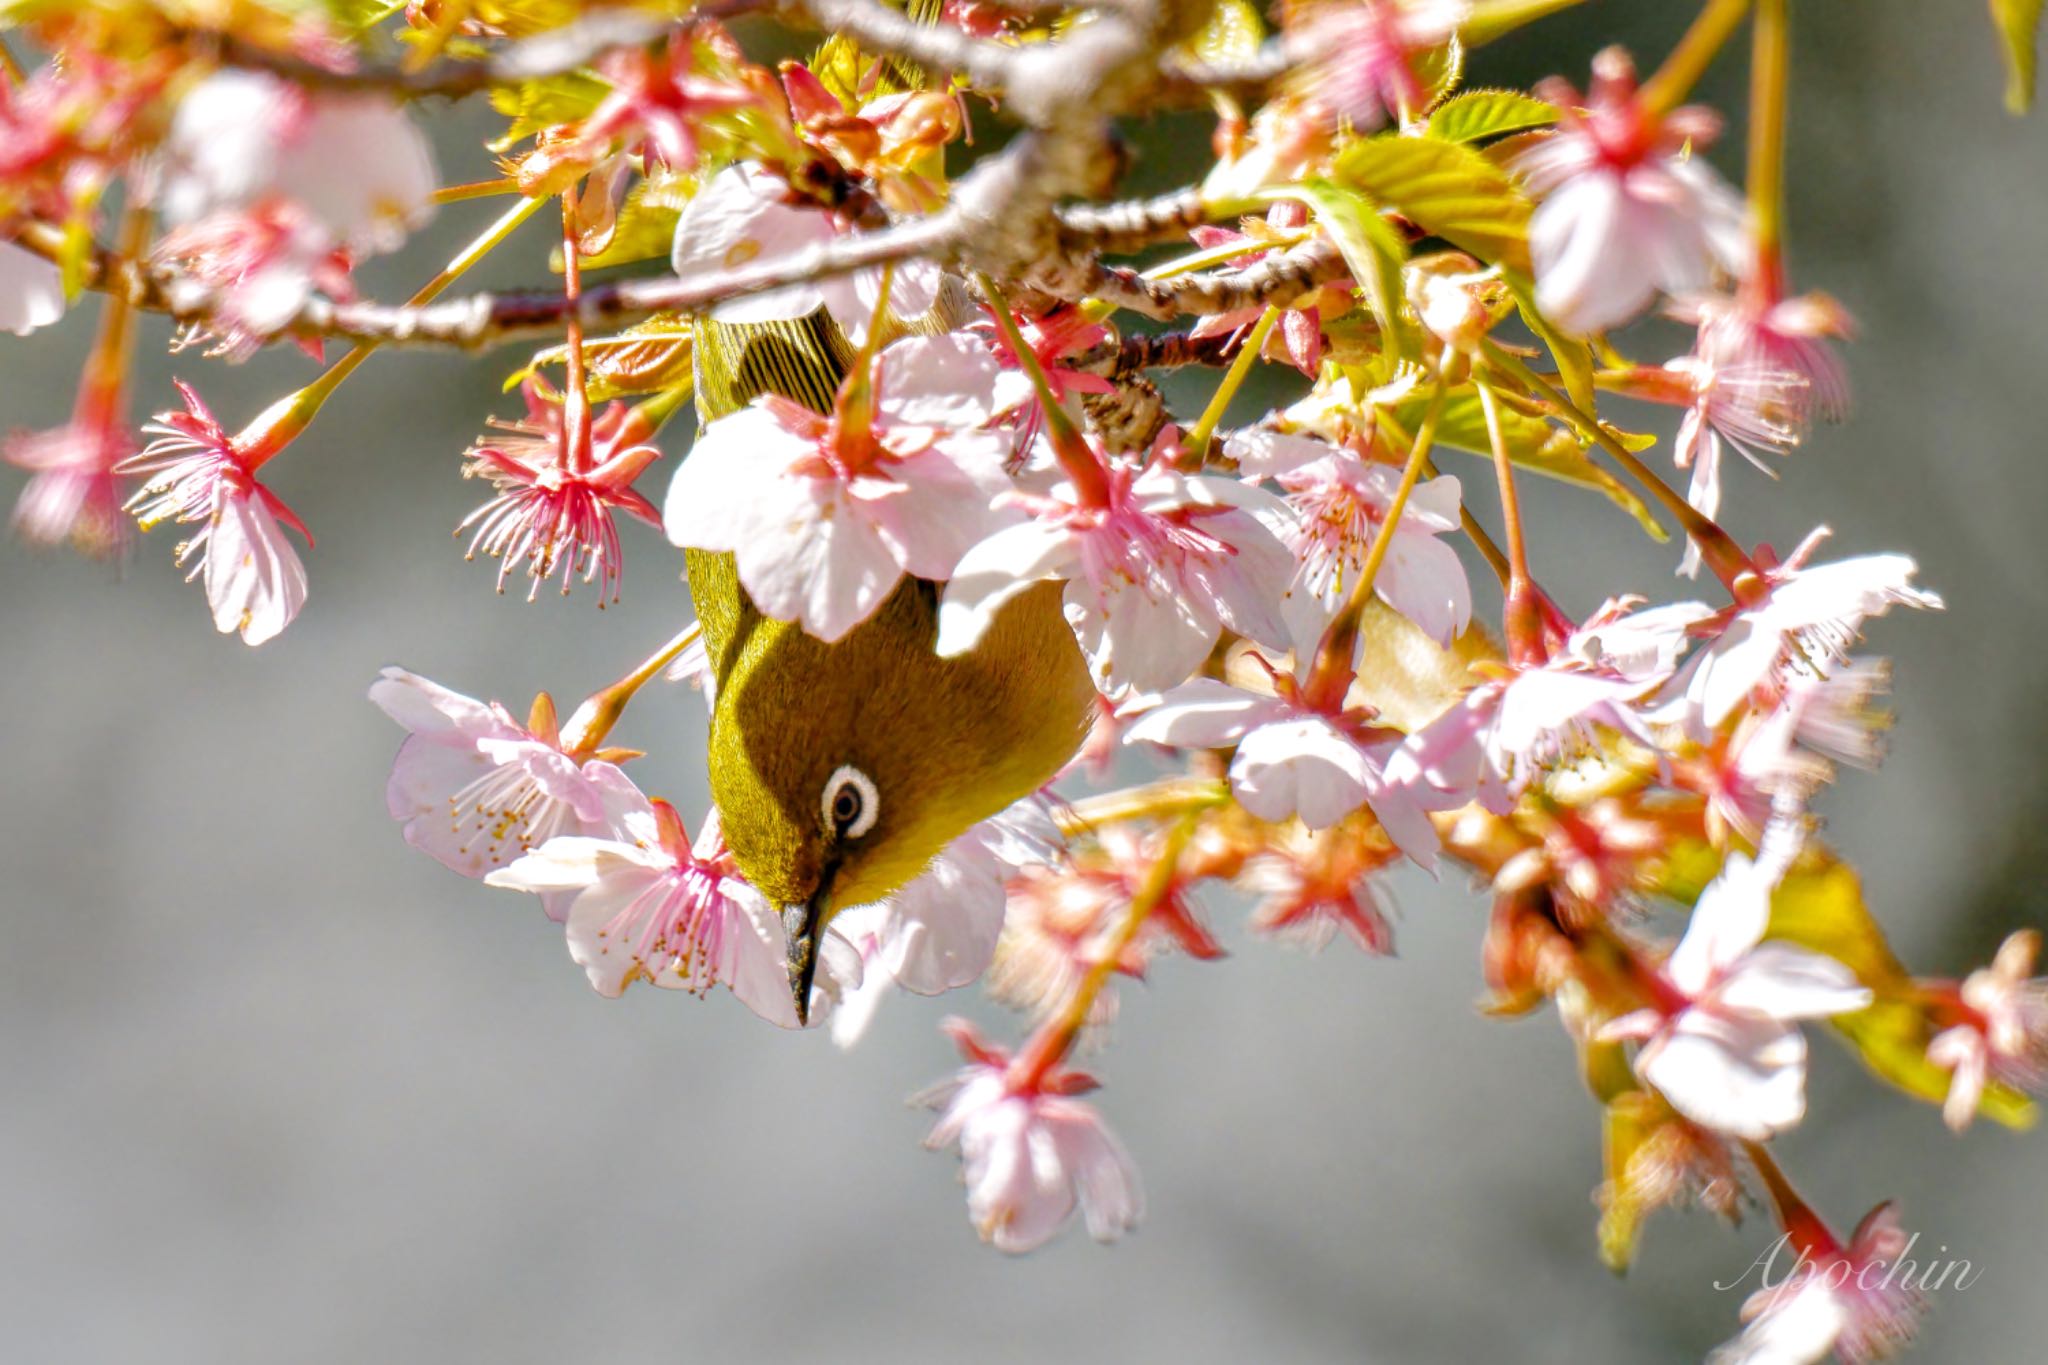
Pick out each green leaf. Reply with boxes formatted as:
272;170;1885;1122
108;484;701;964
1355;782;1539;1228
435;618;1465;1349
1424;88;1559;144
489;71;610;150
1768;857;2038;1130
1333;133;1532;271
504;315;696;401
1283;179;1414;361
1991;0;2045;113
1506;270;1594;412
1393;385;1665;537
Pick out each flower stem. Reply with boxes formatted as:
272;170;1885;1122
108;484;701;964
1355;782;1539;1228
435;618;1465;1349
1055;777;1230;838
76;200;150;418
561;620;707;754
1008;814;1200;1092
1304;376;1446;708
1744;0;1790;302
1475;374;1547;664
433;178;519;204
1480;340;1761;598
1182;306;1280;461
1638;0;1753;119
560;194;593;476
1741;1141;1838;1260
978;272;1112;506
248;194;550;457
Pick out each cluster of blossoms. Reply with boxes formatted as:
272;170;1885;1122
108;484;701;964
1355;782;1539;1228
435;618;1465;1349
6;1;2047;1357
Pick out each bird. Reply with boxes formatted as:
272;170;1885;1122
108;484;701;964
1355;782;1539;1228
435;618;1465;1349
684;291;1095;1026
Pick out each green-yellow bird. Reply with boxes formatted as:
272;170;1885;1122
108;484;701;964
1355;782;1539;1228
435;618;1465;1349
684;301;1095;1024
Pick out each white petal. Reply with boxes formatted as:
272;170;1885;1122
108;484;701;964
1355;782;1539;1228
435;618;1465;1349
1120;678;1289;749
671;165;834;323
0;241;65;336
202;492;306;646
729;477;906;642
1667;852;1773;996
1230;718;1375;829
662;405;811;551
1222;428;1335;477
937;520;1081;657
876;333;1001;427
1715;943;1871;1020
1639;1007;1808;1140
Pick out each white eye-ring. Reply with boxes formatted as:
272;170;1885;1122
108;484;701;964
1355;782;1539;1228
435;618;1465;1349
823;764;879;839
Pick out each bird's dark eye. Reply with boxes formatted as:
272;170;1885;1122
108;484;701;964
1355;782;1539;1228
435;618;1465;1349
822;764;879;839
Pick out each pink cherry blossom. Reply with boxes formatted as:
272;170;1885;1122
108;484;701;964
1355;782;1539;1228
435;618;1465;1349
1185;208;1347;378
1225;430;1471;648
488;799;855;1026
972;305;1115;442
568;35;756;175
664;331;1015;642
154;203;356;361
1712;1203;1923;1365
457;380;665;603
1122;676;1444;865
1512;48;1746;335
370;666;651;911
1694;660;1889;845
1603;852;1871;1140
669;163;940;346
1389;596;1705;813
1678;290;1855;427
159;70;436;256
918;1018;1143;1253
120;381;311;645
0;240;63;336
5;391;131;557
1288;0;1468;130
938;448;1296;695
1925;929;2048;1132
1235;819;1400;953
1663;530;1941;732
831;800;1062;1047
989;823;1221;1024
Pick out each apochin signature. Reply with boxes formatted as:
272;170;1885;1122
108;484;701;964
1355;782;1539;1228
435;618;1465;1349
1717;1233;1984;1294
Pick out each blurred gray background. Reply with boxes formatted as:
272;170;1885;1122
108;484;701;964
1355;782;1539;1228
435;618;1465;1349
4;3;2047;1361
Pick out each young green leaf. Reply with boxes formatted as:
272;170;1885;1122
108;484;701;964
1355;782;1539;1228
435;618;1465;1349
1424;88;1559;144
1333;133;1532;270
1280;179;1414;361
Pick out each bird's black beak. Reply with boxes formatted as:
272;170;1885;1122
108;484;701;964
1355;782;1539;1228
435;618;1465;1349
784;881;832;1027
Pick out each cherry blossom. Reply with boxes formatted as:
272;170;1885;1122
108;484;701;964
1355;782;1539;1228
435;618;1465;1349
154;203;357;361
159;70;437;256
369;667;651;909
937;448;1296;695
1390;597;1706;814
989;824;1220;1024
1662;530;1941;732
120;381;311;645
918;1018;1143;1252
1185;207;1348;377
1512;48;1746;335
1235;815;1401;952
5;390;130;556
831;801;1062;1046
1711;1203;1924;1365
0;240;63;336
1225;429;1471;648
1602;852;1871;1140
1122;676;1444;865
664;331;1015;641
669;162;940;345
1288;0;1467;130
458;380;665;602
972;305;1115;441
488;799;856;1026
1925;929;2048;1132
555;34;755;178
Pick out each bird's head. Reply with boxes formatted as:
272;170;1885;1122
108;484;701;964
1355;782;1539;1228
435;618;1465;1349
703;577;1091;1024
